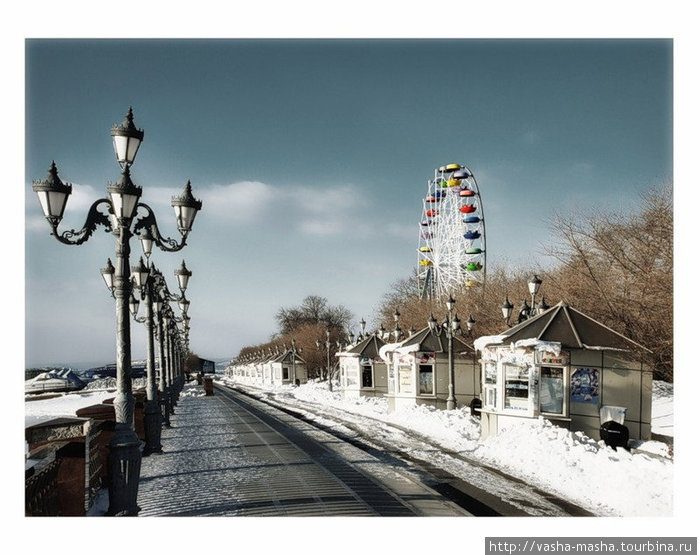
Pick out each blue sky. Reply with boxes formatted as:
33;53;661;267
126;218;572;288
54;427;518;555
24;38;672;367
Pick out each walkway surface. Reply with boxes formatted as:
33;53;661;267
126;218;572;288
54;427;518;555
137;383;471;516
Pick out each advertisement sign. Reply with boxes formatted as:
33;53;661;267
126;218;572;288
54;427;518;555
398;365;413;393
570;367;600;404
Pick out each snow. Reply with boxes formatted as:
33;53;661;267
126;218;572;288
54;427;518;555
227;378;673;517
652;380;674;437
23;376;674;518
25;389;117;427
474;334;508;351
472;418;672;517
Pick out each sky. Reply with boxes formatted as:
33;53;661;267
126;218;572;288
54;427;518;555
19;18;675;368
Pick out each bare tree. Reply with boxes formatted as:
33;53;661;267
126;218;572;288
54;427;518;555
545;183;673;379
276;295;353;336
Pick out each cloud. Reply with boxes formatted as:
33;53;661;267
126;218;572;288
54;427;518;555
287;184;370;237
26;176;381;240
299;220;346;235
199;181;277;224
196;180;372;237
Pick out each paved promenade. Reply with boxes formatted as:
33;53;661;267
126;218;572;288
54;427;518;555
137;383;471;516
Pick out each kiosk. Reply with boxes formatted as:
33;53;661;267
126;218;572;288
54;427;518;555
338;334;388;399
381;327;480;412
475;302;652;441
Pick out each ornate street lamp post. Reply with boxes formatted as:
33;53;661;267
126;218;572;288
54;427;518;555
428;296;474;410
502;276;549;327
32;108;202;515
290;338;302;386
393;308;402;342
527;274;543;318
161;306;178;412
501;297;514;327
152;289;170;427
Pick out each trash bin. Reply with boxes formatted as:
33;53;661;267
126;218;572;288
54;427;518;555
599;405;629;450
203;375;214;396
470;398;482;417
600;420;629;450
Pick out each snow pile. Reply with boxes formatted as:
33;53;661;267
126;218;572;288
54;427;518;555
180;387;206;399
385;403;482;450
472;418;673;516
291;380;387;419
652;380;674;437
83;377;148;391
24;389;116;427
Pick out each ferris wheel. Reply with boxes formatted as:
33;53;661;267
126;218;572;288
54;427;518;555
417;162;486;300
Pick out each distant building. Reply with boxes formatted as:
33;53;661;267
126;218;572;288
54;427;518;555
83;362;147;380
268;349;307;386
337;334;388;399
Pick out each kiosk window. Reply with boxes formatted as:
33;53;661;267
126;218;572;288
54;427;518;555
484;361;497;408
485;361;497;384
504;364;529;411
282;367;289;380
419;364;434;395
361;365;373;388
539;366;564;414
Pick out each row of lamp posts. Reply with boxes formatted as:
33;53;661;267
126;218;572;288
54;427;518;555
128;259;192;449
32;108;202;515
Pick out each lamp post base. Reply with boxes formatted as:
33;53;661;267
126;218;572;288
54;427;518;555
143;400;163;455
169;387;178;413
160;394;171;427
106;423;142;516
446;384;456;411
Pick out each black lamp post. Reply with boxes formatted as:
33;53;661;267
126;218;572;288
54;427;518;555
160;298;188;409
502;275;549;327
152;290;170;427
290;338;302;386
501;297;514;326
32;108;202;516
392;309;402;342
527;274;543;318
428;295;472;410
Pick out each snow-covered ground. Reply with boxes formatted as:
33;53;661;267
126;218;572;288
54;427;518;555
24;376;674;517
